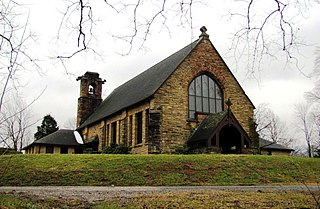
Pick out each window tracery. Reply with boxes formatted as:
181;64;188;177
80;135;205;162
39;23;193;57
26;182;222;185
188;74;223;118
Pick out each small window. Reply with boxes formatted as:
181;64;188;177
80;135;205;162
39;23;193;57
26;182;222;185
106;124;110;146
145;109;149;141
46;146;54;154
136;112;143;144
111;122;117;144
60;146;68;154
128;116;133;147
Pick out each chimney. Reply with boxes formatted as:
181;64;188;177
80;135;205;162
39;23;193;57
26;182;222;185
76;72;106;128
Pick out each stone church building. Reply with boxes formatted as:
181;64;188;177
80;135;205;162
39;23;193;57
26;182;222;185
76;27;257;154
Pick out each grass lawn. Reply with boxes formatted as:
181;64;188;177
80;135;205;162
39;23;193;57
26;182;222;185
0;154;319;186
1;190;319;209
95;190;320;209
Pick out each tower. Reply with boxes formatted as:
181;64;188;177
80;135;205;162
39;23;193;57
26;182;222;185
76;72;105;128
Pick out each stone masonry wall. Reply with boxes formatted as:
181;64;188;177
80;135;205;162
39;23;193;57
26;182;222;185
153;38;255;153
81;101;151;154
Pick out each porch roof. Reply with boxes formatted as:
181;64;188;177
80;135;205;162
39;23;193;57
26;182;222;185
188;109;251;147
188;112;227;143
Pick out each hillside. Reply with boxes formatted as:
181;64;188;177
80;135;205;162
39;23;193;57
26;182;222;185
0;154;319;186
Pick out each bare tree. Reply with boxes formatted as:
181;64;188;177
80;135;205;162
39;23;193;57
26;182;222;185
55;0;198;62
228;0;320;74
311;108;320;156
0;0;41;111
295;102;314;157
2;0;318;78
254;103;292;146
0;0;44;153
303;47;320;156
0;92;37;151
305;47;320;102
291;144;308;157
53;0;320;75
64;117;77;130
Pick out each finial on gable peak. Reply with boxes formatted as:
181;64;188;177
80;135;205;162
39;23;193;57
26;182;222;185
199;26;209;39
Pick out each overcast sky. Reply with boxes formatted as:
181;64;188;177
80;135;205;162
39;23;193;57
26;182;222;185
12;1;320;143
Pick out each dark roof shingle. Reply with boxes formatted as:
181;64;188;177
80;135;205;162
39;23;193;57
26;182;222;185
23;129;84;149
79;39;201;128
188;112;227;143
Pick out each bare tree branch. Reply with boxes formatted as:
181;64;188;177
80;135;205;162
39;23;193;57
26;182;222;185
56;0;92;59
0;0;41;111
0;91;41;151
55;0;198;60
255;103;293;146
305;47;320;102
228;0;319;75
51;0;318;76
295;102;314;157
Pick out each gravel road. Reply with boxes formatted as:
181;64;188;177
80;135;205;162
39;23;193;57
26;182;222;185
1;185;319;203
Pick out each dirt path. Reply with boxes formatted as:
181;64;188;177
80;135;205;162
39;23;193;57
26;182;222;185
1;185;319;203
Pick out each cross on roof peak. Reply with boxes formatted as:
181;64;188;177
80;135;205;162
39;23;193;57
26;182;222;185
226;98;233;110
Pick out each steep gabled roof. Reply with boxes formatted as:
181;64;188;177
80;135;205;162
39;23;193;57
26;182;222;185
79;38;201;129
23;129;84;149
79;29;254;129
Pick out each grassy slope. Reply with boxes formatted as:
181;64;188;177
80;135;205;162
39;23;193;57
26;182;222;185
0;154;319;186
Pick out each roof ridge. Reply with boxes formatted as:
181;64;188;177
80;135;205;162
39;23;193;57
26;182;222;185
78;38;202;129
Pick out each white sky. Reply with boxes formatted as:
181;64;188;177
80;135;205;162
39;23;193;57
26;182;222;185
14;1;320;140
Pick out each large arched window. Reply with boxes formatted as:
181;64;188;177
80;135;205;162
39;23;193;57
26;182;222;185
188;74;223;119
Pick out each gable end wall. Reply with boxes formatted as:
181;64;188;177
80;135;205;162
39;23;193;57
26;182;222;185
153;38;255;153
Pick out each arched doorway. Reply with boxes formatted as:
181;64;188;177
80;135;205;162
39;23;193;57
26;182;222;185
219;124;242;154
188;107;252;154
